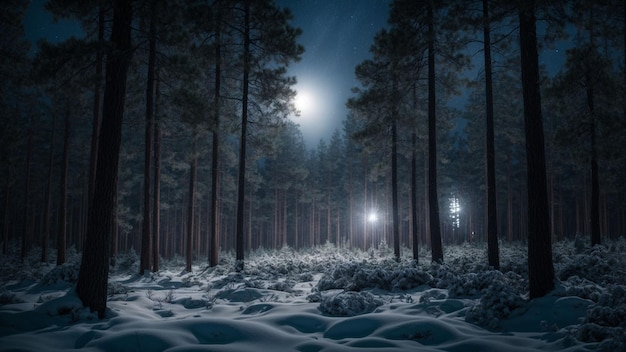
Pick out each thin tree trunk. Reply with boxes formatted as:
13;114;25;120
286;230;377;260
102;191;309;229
209;0;222;267
587;68;601;246
57;106;71;266
518;0;554;299
483;0;499;269
88;1;105;209
427;2;443;263
2;185;10;255
235;0;250;272
20;122;33;263
75;0;133;318
152;69;161;272
186;138;197;273
140;1;157;274
42;113;57;263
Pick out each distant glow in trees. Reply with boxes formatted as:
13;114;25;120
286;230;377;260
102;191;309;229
367;212;379;223
449;196;460;229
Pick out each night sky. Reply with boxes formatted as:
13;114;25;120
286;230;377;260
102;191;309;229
275;0;391;147
23;0;391;148
22;0;567;148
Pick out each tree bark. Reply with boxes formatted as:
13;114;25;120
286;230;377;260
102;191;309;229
75;0;133;319
20;124;32;263
483;0;499;269
518;0;554;299
57;105;71;266
208;0;222;267
140;1;157;274
235;0;250;272
427;2;443;263
152;69;161;272
41;113;57;263
186;138;197;273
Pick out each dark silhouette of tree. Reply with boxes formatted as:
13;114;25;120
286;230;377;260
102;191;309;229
75;0;133;318
482;0;499;269
518;0;554;299
234;0;303;271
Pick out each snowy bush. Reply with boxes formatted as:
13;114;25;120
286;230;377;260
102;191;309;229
558;245;616;284
268;279;295;292
316;262;359;291
448;270;506;298
465;279;526;330
113;248;139;272
563;276;603;302
318;291;383;316
108;282;131;297
391;268;433;291
576;284;626;348
351;266;392;291
40;261;79;286
0;290;24;305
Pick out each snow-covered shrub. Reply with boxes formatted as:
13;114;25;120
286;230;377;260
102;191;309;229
558;245;615;284
351;266;392;291
212;273;245;289
0;290;24;305
40;261;79;286
563;276;603;302
108;282;131;297
268;279;295;292
391;268;433;291
318;291;383;316
114;248;139;272
316;261;359;291
298;272;314;282
465;279;526;330
577;285;626;348
448;270;506;298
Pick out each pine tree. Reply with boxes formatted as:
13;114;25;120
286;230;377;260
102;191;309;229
75;0;133;318
234;0;303;271
518;0;554;299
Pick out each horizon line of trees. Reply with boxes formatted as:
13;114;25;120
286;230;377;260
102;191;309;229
1;0;625;313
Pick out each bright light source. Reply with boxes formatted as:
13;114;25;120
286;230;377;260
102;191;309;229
367;212;378;223
449;196;460;229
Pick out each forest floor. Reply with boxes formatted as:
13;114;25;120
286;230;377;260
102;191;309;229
1;238;625;351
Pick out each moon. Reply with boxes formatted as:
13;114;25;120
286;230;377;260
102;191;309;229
294;90;313;114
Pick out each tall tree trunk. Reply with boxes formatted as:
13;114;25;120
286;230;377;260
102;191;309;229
152;69;161;272
88;1;105;209
57;106;71;266
518;0;554;299
110;172;119;266
3;184;10;255
586;64;601;246
411;83;419;261
140;1;157;274
186;138;197;273
391;118;400;260
483;0;499;269
209;0;222;267
235;0;250;272
20;123;33;263
75;0;133;318
427;2;443;263
391;68;400;260
42;113;57;263
411;130;418;261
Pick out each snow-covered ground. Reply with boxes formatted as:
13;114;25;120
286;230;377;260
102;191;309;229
1;238;625;351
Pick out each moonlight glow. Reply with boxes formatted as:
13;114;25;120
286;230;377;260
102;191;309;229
288;75;337;148
449;197;460;229
294;90;313;114
367;212;378;223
